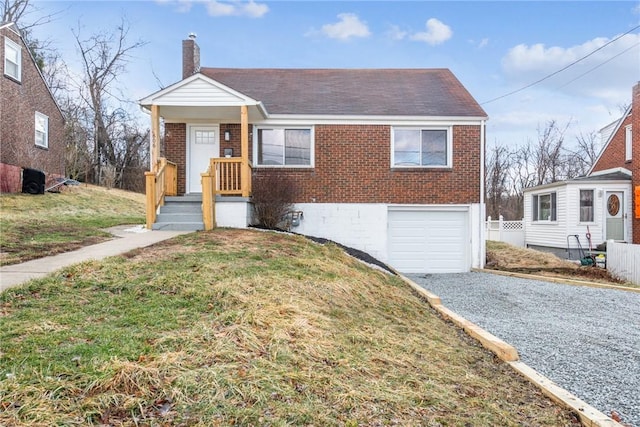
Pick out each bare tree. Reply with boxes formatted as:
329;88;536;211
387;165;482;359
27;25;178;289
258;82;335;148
2;0;63;67
485;142;512;219
71;20;147;187
563;130;601;177
486;119;606;220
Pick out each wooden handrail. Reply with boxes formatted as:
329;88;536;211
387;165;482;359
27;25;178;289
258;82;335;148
145;157;178;229
147;156;249;230
210;157;252;196
201;166;216;231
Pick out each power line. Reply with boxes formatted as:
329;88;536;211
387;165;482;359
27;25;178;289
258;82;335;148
481;24;640;105
556;42;639;90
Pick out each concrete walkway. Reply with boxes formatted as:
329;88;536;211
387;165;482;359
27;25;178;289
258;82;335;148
0;225;190;293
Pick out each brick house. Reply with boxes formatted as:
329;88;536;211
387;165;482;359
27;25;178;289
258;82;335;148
140;36;488;273
523;82;639;255
0;22;65;193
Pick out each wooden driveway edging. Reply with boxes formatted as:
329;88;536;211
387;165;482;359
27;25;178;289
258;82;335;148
473;268;640;294
398;273;622;427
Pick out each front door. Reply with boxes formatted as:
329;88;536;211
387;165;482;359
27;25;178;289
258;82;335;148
605;191;624;241
187;125;219;193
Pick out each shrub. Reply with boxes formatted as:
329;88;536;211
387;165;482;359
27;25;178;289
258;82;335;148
251;172;299;229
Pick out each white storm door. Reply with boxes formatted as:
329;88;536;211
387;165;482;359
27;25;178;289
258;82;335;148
605;191;624;241
188;125;219;193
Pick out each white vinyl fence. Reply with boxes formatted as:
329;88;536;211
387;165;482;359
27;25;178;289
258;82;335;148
486;216;525;247
606;240;640;286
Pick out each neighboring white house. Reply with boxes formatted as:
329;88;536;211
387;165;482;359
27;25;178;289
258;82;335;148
523;168;632;259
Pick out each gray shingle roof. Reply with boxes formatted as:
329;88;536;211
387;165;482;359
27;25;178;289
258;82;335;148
200;68;487;117
572;171;632;182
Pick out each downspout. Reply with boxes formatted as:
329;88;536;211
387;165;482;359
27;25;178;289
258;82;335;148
479;119;486;268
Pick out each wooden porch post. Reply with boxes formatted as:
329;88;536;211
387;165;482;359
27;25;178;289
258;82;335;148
240;105;250;197
150;104;160;170
145;171;156;229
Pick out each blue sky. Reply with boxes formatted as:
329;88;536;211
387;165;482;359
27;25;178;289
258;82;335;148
32;0;640;149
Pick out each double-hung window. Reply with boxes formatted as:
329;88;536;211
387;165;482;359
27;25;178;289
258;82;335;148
35;112;48;148
255;127;313;166
625;125;632;161
392;127;451;167
532;192;557;221
4;36;21;81
579;189;594;222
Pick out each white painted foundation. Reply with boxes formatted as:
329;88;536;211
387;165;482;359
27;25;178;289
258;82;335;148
291;203;389;263
223;201;483;272
216;198;252;228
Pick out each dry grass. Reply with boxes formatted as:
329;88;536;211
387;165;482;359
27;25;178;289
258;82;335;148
486;240;635;287
486;241;579;270
0;229;581;426
0;184;144;265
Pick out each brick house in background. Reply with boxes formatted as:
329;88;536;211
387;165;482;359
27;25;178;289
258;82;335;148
523;82;639;255
140;35;488;274
0;22;65;193
590;82;640;243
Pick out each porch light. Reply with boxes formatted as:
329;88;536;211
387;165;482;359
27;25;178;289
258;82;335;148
224;130;231;141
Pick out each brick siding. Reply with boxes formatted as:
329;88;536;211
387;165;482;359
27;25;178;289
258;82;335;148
0;26;65;181
165;123;187;195
592;83;639;243
591;114;632;173
166;123;481;204
631;83;640;243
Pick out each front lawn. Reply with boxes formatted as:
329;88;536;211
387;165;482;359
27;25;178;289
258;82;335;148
0;184;144;266
0;229;580;426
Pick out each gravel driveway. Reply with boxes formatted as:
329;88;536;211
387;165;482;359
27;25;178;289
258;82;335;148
407;271;640;427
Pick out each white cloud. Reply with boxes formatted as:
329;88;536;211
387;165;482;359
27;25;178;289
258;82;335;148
633;3;640;14
320;13;371;41
468;37;489;48
158;0;268;17
243;1;269;18
410;18;452;45
501;33;640;103
386;24;407;41
205;0;236;16
155;0;193;13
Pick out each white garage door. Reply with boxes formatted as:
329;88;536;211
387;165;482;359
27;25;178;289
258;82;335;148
388;209;469;273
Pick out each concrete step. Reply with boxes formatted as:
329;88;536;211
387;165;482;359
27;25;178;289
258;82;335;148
153;195;206;231
166;194;202;203
156;212;203;223
159;204;202;214
152;222;204;231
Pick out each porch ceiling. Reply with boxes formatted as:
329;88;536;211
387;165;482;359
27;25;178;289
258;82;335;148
156;104;266;122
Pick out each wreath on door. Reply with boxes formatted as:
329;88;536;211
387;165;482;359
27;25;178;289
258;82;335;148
607;194;620;216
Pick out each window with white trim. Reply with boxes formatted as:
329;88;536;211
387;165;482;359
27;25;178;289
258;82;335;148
625;125;632;161
35;112;48;148
255;127;313;166
579;189;594;222
4;36;21;81
392;127;451;167
532;192;557;221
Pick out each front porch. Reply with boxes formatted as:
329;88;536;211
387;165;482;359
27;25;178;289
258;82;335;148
143;102;256;231
145;156;252;230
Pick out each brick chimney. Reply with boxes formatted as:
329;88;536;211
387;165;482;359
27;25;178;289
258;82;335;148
182;33;200;79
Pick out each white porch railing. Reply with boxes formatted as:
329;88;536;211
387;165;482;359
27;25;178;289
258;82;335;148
486;216;525;247
606;240;640;285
